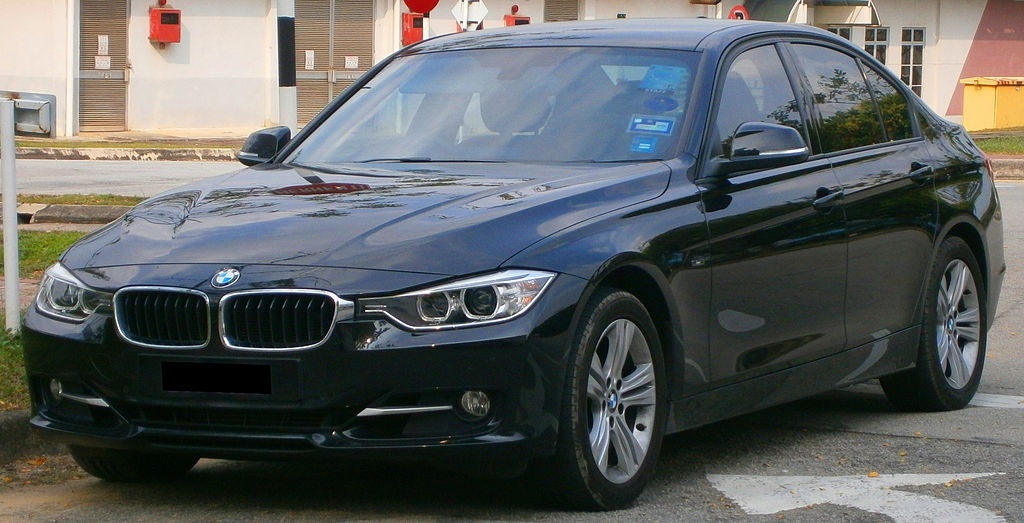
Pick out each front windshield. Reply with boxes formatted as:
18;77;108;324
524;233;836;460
286;47;699;164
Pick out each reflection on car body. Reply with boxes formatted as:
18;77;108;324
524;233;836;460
24;18;1003;510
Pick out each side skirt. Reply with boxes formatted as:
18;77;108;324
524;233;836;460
666;325;919;434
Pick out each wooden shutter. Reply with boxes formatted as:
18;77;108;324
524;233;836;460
79;0;128;131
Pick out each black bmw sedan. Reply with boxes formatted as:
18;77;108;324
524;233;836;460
24;19;1003;510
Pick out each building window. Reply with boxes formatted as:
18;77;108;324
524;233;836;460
827;26;852;40
865;27;888;64
901;27;924;95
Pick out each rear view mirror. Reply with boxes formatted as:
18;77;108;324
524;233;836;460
706;122;809;179
237;126;291;166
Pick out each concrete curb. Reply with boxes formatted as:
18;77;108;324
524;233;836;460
15;147;236;162
31;204;132;224
993;158;1024;179
0;410;65;465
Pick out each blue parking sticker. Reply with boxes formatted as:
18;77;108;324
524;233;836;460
628;115;675;135
630;135;658;153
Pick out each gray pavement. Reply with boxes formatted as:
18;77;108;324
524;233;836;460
13;159;240;197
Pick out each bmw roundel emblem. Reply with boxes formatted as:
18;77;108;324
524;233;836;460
212;268;240;288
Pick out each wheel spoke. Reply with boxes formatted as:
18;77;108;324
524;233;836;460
590;412;611;474
946;340;967;388
956;307;981;342
936;329;951;369
610;415;644;476
620;363;656;408
604;320;633;380
588;355;606;401
946;263;968;316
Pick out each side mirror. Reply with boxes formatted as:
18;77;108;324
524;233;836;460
706;122;809;179
237;126;291;166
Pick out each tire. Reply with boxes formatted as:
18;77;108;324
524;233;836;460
69;445;198;482
536;288;666;510
881;236;987;411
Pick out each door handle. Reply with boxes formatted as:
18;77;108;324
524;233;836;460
909;162;934;183
812;187;844;211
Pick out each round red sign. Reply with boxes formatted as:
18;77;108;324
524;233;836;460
404;0;439;14
729;5;749;20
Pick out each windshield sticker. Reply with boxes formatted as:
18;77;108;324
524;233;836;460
640;65;690;94
630;135;659;153
643;95;679;112
628;115;675;135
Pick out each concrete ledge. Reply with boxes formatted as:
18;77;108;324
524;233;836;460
992;158;1024;180
0;410;64;464
15;147;236;162
32;204;132;224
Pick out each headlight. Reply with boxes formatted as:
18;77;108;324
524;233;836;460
35;264;112;322
360;270;555;330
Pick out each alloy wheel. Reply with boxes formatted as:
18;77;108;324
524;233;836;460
935;259;981;389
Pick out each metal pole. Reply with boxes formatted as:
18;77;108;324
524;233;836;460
1;99;20;333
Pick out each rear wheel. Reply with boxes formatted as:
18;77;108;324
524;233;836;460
537;288;666;510
881;237;987;411
69;446;198;482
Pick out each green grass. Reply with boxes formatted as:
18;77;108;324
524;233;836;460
2;194;144;206
0;326;27;411
974;136;1024;156
0;231;86;278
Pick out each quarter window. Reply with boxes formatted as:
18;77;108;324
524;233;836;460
861;64;914;141
791;44;884;153
901;27;925;95
865;27;888;64
714;45;805;157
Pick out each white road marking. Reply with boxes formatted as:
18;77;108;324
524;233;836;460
708;473;1003;522
844;383;1024;409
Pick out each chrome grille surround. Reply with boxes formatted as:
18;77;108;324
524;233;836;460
218;289;353;351
113;287;211;349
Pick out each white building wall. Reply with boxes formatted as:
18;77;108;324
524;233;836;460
0;0;72;136
125;0;274;132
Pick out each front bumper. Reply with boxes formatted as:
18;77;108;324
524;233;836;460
23;273;587;473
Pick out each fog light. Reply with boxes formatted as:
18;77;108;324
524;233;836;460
459;390;491;418
49;379;63;402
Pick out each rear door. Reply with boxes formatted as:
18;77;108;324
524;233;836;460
700;42;848;383
787;43;937;349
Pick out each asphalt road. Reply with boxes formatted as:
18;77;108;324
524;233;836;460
14;159;236;196
0;178;1021;521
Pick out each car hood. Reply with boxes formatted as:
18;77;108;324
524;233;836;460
62;162;670;277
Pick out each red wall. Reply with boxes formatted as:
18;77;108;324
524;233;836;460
947;0;1024;116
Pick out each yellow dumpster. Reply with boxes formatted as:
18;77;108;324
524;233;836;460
960;76;1024;132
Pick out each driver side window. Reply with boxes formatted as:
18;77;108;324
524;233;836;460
715;45;805;157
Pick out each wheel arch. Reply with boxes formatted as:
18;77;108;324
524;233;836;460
574;256;685;399
938;218;989;294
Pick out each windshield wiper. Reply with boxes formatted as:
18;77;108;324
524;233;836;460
355;157;432;163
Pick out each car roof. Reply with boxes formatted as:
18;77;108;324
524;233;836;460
405;18;835;54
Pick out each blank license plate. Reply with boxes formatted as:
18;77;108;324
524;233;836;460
162;361;272;394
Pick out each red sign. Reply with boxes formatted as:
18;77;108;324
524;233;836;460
729;5;749;20
404;0;439;14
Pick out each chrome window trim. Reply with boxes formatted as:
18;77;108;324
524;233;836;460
113;286;211;350
218;288;354;352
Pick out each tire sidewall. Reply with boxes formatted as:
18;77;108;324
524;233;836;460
566;290;667;508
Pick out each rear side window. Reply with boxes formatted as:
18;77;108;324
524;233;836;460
715;45;805;157
861;64;914;141
791;44;885;153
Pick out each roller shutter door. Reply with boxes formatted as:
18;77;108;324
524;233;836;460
296;0;374;127
544;0;579;22
79;0;128;131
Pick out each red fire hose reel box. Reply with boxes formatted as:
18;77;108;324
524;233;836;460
150;8;181;43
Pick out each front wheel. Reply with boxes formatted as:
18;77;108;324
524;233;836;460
881;236;987;411
537;288;666;510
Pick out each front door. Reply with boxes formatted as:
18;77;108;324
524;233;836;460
79;0;128;131
295;0;374;127
702;43;848;383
